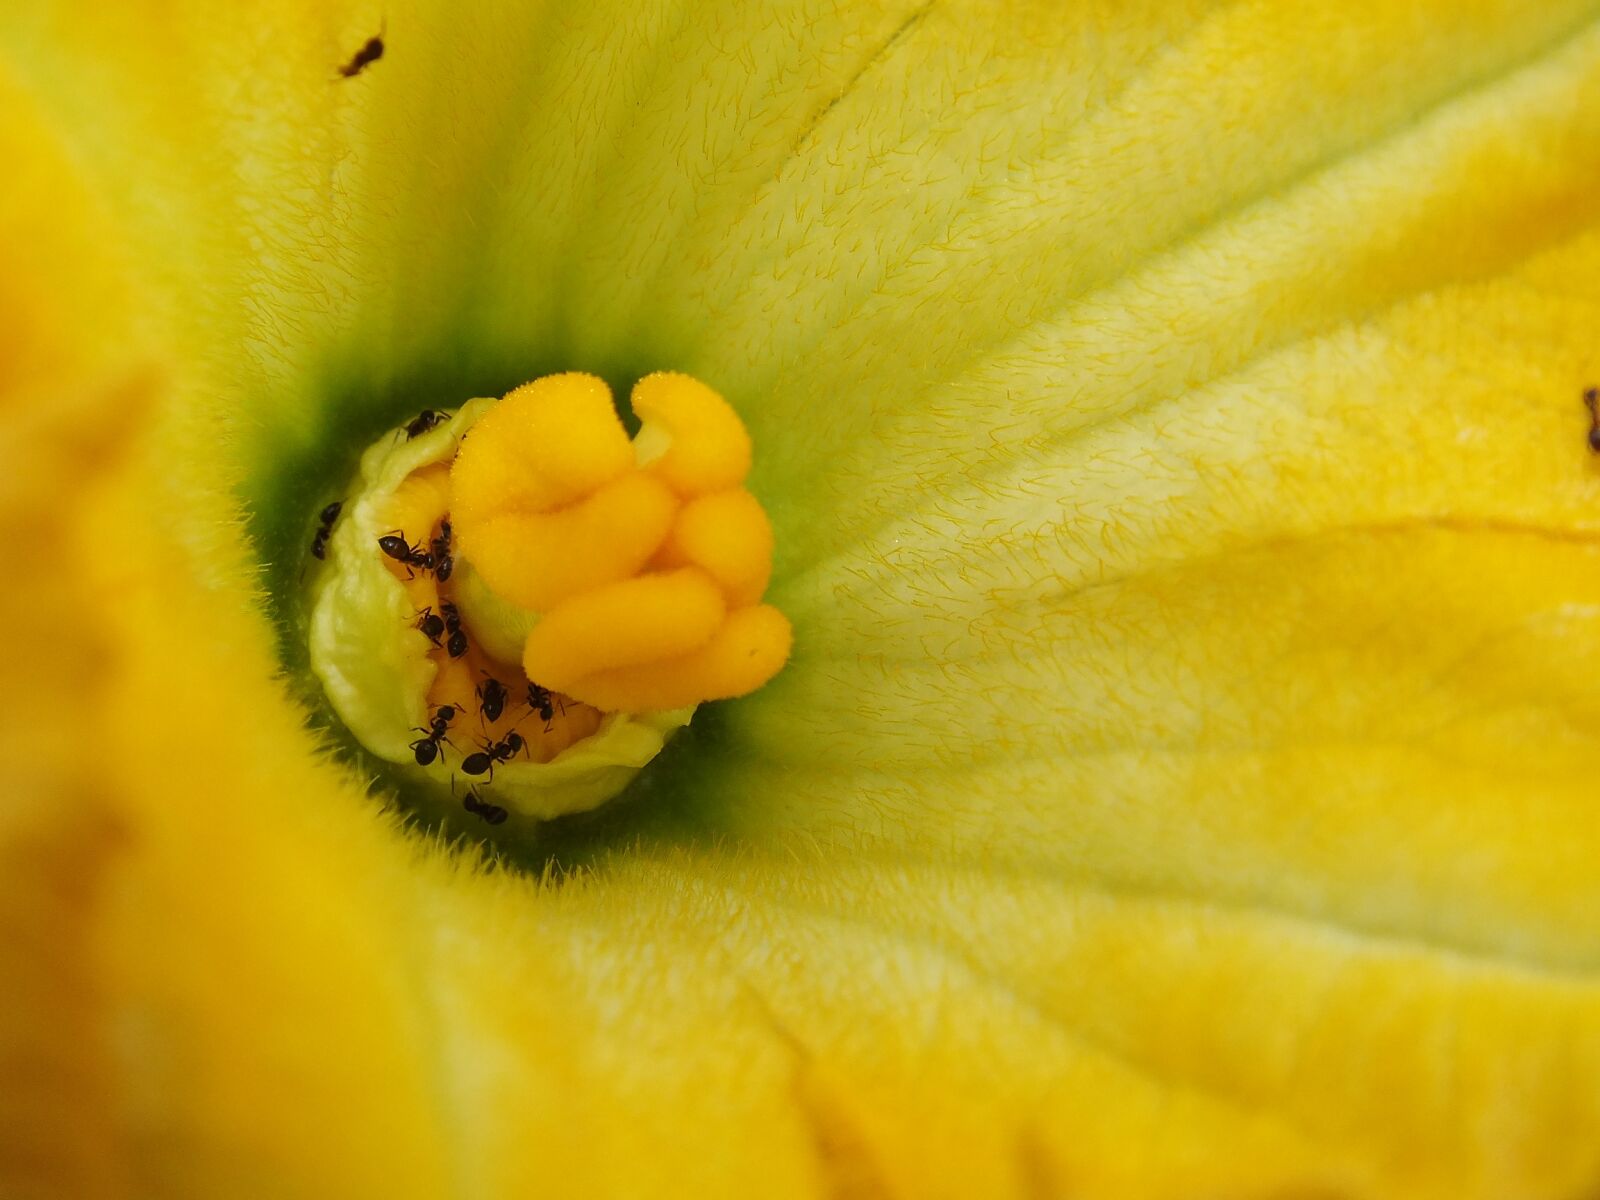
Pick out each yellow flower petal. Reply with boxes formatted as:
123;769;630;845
0;67;153;1197
6;1;1600;1197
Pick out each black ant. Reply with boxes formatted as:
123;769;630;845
430;518;454;582
476;674;508;723
408;704;458;767
413;606;445;647
403;409;445;439
1584;387;1600;454
441;601;467;658
527;682;558;725
377;529;435;577
462;789;508;826
338;24;385;79
309;500;342;560
461;731;524;780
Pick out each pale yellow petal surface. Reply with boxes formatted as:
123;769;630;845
5;1;1600;1198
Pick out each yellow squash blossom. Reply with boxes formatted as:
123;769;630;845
6;0;1600;1195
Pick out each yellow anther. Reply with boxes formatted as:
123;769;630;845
451;372;635;525
463;472;678;612
555;605;794;713
441;370;789;715
652;488;774;607
630;371;752;497
522;568;727;693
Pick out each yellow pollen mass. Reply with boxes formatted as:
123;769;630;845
521;567;727;692
555;605;794;714
651;488;774;608
449;371;791;713
451;372;635;523
467;472;678;612
631;370;753;497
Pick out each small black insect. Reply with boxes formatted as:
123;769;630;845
403;409;445;439
441;600;467;659
476;674;508;724
408;704;458;767
430;518;454;583
462;789;508;826
309;499;343;560
413;606;445;647
527;682;557;725
461;731;524;780
1584;387;1600;454
338;31;385;79
378;529;435;577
